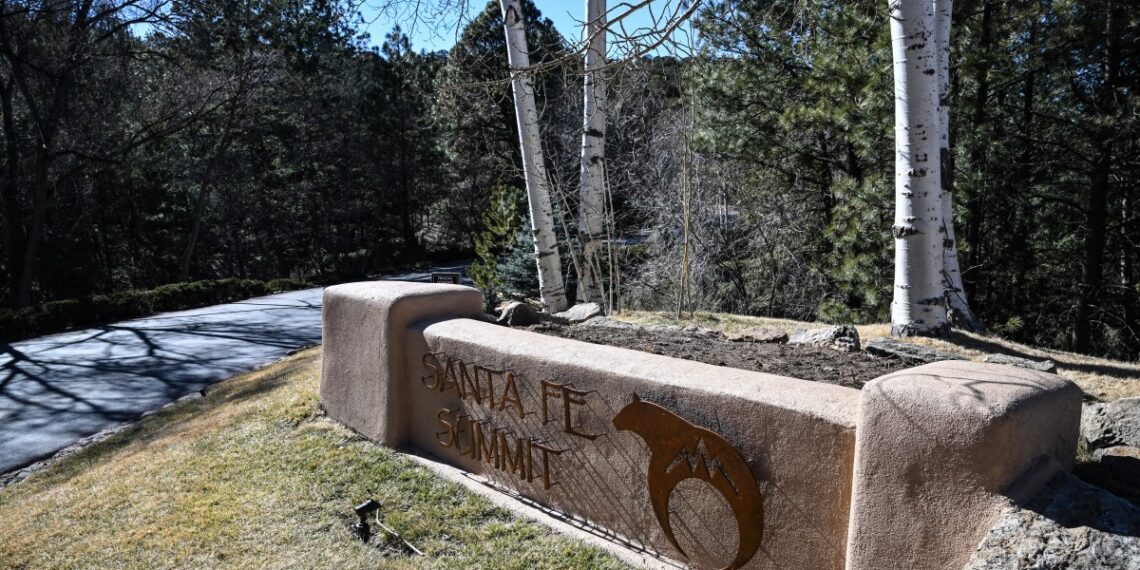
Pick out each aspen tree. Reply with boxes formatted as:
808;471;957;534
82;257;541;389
934;0;983;331
577;0;608;303
889;0;949;336
499;0;568;311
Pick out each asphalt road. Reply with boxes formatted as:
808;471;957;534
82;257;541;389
0;263;471;474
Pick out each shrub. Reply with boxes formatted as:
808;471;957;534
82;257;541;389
266;278;309;293
498;228;540;301
469;185;524;312
0;277;313;344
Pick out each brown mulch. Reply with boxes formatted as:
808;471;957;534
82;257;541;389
527;322;909;389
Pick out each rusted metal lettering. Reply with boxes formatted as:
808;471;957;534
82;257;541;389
613;395;764;570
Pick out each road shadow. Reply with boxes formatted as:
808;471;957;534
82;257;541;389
2;349;320;488
0;266;467;475
0;298;322;473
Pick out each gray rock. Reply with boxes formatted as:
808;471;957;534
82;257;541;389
554;302;604;323
536;311;566;324
964;471;1140;570
1082;397;1140;451
726;327;789;344
864;338;967;363
983;353;1058;374
648;323;719;338
1100;446;1140;460
788;325;861;352
496;302;540;327
1076;446;1140;506
579;317;643;331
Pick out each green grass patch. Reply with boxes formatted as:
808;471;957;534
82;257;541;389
0;348;629;570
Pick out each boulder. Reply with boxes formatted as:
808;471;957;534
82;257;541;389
579;317;643;331
964;471;1140;569
1101;446;1140;460
864;338;966;363
1076;447;1140;506
554;302;604;324
788;325;860;352
496;302;540;327
983;353;1058;374
647;324;720;338
536;311;566;324
726;327;789;344
1082;397;1140;451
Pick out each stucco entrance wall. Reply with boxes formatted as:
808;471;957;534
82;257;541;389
319;282;1082;570
405;317;859;570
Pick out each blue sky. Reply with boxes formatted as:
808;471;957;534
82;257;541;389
127;1;692;55
356;0;687;53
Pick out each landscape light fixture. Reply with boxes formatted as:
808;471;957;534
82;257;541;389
353;498;380;543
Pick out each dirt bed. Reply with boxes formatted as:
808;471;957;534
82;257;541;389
528;322;909;388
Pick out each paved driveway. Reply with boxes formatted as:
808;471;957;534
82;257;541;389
0;263;470;474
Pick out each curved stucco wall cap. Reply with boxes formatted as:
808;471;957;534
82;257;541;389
845;360;1081;570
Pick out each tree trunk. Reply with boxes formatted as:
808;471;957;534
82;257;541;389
677;131;693;319
179;57;252;282
179;112;238;281
14;143;50;307
399;143;419;260
500;0;568;312
1121;193;1133;351
934;0;983;331
1075;145;1110;353
13;75;70;308
889;0;948;337
963;0;992;290
577;0;607;304
1074;0;1122;353
0;78;24;307
3;0;89;307
397;97;420;260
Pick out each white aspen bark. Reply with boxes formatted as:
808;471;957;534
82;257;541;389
889;0;949;336
934;0;984;332
577;0;607;303
500;0;568;312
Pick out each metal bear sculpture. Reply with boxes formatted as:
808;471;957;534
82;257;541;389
613;395;764;570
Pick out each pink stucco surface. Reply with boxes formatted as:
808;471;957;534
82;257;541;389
320;282;1082;570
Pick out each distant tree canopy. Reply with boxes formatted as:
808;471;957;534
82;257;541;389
649;0;1138;358
0;0;1136;358
0;0;489;307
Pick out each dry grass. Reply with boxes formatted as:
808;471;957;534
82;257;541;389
618;310;1140;402
0;348;628;570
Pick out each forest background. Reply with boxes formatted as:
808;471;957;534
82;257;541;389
0;0;1136;358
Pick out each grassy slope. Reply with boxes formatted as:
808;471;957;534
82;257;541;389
4;311;1137;569
620;311;1140;402
0;348;627;570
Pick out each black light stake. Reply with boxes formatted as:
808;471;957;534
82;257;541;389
353;499;380;543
